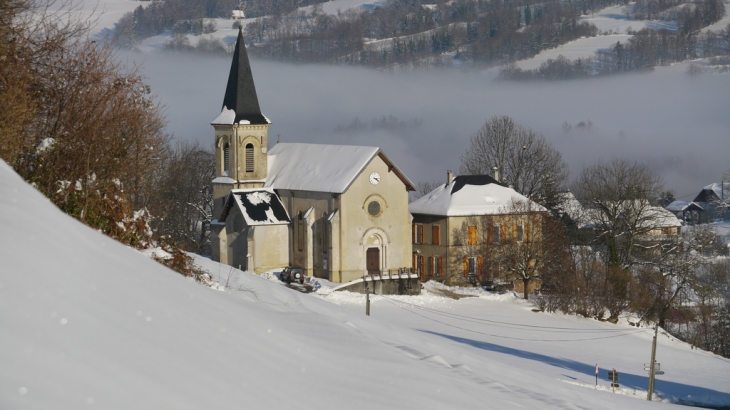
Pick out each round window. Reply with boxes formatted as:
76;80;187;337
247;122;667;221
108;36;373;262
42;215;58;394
367;201;381;217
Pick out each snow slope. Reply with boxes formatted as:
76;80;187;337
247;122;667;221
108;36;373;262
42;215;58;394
3;159;730;409
510;5;681;71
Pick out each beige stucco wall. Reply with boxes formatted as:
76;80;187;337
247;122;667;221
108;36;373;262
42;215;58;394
218;204;289;273
276;156;412;283
413;212;544;285
337;156;412;283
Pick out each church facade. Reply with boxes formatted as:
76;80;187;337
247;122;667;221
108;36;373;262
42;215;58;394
210;29;415;284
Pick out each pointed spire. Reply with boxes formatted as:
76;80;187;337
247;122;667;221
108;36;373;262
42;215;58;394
221;28;269;125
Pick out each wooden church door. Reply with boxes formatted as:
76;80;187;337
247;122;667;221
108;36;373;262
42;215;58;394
366;247;380;275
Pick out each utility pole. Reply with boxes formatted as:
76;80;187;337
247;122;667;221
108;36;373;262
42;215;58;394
647;325;659;401
366;289;370;316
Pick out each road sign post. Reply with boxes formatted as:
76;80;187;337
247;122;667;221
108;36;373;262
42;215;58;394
647;326;659;401
607;369;619;392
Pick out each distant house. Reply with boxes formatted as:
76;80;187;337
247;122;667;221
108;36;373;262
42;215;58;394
210;29;417;288
666;200;704;224
231;10;245;19
560;192;682;254
409;171;547;292
691;182;729;223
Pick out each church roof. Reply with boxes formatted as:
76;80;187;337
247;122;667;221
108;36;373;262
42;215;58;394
409;175;545;217
211;28;270;126
219;188;291;226
264;143;414;193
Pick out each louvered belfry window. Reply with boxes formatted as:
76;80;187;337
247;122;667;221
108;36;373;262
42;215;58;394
245;143;254;173
223;144;230;175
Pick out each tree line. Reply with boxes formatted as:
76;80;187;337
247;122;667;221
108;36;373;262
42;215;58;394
243;0;608;68
1;0;216;279
500;0;728;80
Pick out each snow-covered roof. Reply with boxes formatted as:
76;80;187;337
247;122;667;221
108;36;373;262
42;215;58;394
696;182;730;203
666;200;704;212
562;193;682;229
219;188;290;226
265;143;414;193
409;175;546;217
643;206;682;228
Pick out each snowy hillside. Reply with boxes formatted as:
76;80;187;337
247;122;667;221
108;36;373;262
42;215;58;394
2;159;730;409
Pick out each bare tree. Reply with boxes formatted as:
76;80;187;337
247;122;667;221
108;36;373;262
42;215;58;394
409;180;441;201
572;158;664;270
460;116;569;215
150;141;215;255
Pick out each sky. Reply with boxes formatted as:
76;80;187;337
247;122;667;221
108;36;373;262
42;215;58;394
125;49;729;201
3;158;730;409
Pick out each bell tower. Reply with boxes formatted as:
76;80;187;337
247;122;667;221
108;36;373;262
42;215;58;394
211;28;271;218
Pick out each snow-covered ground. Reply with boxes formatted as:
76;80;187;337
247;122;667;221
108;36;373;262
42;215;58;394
507;4;682;71
3;159;730;409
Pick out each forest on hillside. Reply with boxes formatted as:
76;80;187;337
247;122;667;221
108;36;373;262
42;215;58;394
113;0;729;75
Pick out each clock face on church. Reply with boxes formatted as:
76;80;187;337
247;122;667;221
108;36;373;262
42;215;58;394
369;172;381;185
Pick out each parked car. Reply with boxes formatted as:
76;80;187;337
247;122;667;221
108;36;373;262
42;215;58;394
280;267;305;284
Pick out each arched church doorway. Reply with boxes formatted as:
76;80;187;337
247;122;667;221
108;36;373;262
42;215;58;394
366;247;380;275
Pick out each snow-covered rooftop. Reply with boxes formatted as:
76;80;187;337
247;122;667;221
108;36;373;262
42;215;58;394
220;188;290;226
409;175;546;217
265;143;413;193
700;182;730;202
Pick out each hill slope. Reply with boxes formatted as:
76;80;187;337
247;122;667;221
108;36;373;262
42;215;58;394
2;159;730;409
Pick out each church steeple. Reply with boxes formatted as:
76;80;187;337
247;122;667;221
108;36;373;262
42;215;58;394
221;28;268;125
211;27;271;220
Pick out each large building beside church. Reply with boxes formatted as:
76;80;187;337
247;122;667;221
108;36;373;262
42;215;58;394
210;29;415;284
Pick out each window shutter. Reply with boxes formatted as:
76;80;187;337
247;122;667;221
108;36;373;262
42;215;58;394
501;225;507;241
432;226;440;245
463;257;468;277
420;256;425;280
419;225;424;244
412;224;416;243
468;226;477;245
477;256;483;276
438;257;443;276
488;225;493;244
429;257;434;276
412;254;417;272
525;223;530;243
513;224;517;241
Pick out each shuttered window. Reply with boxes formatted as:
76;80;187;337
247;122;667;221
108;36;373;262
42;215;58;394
437;257;444;276
245;143;254;172
432;225;440;245
493;225;501;243
419;256;425;280
525;223;530;243
412;224;424;244
468;226;477;245
517;224;524;242
428;257;435;277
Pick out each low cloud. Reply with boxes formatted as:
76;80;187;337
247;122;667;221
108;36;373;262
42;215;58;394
128;50;730;198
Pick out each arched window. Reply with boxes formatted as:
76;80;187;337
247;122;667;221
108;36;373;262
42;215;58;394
245;143;254;173
223;143;230;176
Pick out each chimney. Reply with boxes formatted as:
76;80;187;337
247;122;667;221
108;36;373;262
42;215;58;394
447;170;454;185
492;166;499;182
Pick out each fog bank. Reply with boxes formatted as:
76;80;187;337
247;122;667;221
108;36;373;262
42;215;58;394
126;51;730;199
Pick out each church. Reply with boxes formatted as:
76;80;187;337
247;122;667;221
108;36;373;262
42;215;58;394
210;29;416;285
